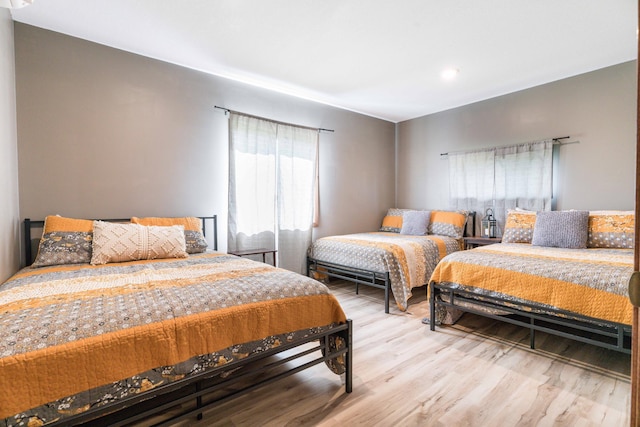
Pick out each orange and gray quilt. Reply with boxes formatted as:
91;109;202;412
0;252;347;426
307;232;462;311
430;243;634;325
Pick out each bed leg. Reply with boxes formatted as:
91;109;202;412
345;319;353;393
196;381;203;420
384;286;389;314
384;273;390;314
429;282;436;331
530;318;536;349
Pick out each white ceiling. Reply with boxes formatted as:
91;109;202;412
9;0;638;123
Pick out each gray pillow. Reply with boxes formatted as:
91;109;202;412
531;210;589;249
400;210;431;236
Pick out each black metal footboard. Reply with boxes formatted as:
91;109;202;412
307;257;392;313
47;320;353;426
429;282;631;354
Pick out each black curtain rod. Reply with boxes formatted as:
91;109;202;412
214;106;334;133
440;136;579;157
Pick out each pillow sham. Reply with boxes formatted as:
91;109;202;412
91;221;188;265
428;210;468;239
380;208;413;233
32;215;94;267
131;216;208;253
502;209;537;243
531;210;589;249
400;210;431;235
587;210;634;249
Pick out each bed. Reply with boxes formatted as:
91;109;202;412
428;209;634;354
307;209;470;313
1;215;352;426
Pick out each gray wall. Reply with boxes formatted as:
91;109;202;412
12;22;637;270
14;23;396;253
397;61;637;213
0;10;20;281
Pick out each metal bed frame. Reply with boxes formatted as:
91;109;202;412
429;282;631;354
307;258;393;313
19;216;353;426
306;211;476;314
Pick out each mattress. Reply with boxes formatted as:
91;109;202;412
307;232;462;310
0;251;347;425
429;243;634;325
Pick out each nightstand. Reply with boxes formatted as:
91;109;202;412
228;248;277;266
463;236;502;250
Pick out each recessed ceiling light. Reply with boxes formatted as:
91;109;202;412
441;67;460;81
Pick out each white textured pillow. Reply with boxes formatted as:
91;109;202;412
91;221;188;265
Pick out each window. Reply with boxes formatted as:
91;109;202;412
228;113;318;273
448;140;553;235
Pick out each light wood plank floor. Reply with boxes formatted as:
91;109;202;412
144;280;631;427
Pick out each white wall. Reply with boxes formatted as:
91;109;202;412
14;24;396;254
0;10;20;281
397;61;637;213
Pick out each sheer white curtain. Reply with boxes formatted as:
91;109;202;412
228;114;277;254
449;140;553;235
228;113;318;273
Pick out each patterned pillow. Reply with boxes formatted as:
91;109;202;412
587;210;634;249
380;208;413;233
131;216;208;253
531;210;589;249
32;215;94;267
400;210;431;235
428;210;468;239
502;209;537;243
91;221;188;265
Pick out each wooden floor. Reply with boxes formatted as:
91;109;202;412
144;280;631;427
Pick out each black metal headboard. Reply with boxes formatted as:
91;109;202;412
24;215;218;267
